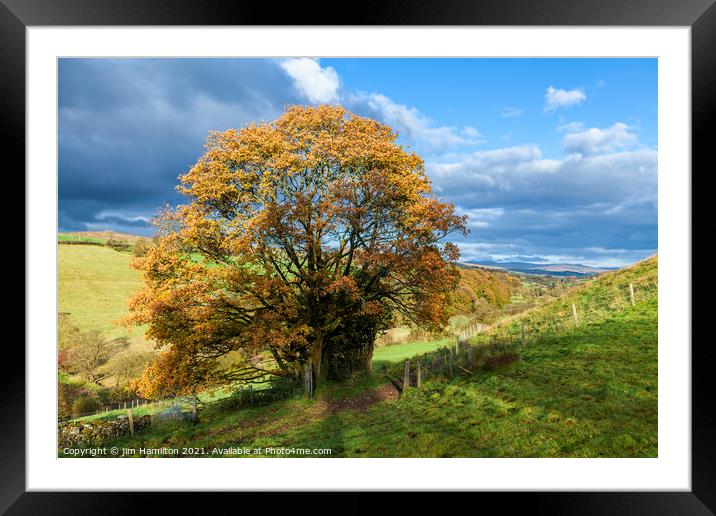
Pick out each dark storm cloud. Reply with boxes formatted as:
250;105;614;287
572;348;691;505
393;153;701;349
58;58;302;234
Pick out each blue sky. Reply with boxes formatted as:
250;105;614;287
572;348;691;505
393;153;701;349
58;58;657;267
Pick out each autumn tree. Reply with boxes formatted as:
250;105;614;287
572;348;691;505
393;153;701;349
63;330;129;384
109;350;155;388
127;105;466;395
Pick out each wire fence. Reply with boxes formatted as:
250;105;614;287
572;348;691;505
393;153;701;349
59;397;153;423
385;278;657;391
61;375;302;429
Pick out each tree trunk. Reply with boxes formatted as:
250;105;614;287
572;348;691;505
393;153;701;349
303;315;381;384
310;338;324;381
324;325;377;381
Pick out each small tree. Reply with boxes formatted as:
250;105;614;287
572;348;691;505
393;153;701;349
71;396;101;417
63;331;129;385
58;380;88;419
109;350;155;387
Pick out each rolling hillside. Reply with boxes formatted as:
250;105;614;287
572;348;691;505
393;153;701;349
79;256;658;458
58;245;156;391
59;230;151;245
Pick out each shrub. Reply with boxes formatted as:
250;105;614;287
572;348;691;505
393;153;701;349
132;239;152;257
471;298;500;324
58;381;88;419
71;396;101;417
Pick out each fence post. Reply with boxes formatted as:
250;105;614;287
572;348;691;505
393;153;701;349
467;346;473;368
127;407;134;436
629;283;636;306
416;361;422;388
448;351;454;378
403;359;410;389
521;322;526;347
572;303;579;326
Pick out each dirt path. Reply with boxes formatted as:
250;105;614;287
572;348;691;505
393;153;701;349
322;383;400;415
260;383;400;437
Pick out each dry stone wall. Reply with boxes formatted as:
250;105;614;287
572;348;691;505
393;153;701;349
59;415;151;447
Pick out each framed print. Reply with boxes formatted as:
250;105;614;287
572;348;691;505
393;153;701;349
3;0;711;512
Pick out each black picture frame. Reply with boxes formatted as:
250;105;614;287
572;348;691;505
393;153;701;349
2;0;709;513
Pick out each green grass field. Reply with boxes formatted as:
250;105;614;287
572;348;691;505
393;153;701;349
70;256;657;458
58;245;156;386
58;245;143;336
58;234;105;244
372;337;453;369
59;230;149;245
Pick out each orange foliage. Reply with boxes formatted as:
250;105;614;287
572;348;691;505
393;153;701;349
448;267;521;317
127;105;467;391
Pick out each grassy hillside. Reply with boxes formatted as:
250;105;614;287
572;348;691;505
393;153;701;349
59;245;142;336
59;230;151;245
489;255;657;342
58;245;156;389
78;256;657;458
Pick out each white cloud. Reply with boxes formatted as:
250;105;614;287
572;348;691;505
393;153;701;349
95;210;152;224
462;126;481;138
544;86;586;112
457;207;506;229
500;107;523;118
279;58;340;104
429;145;656;201
563;122;638;155
557;121;584;133
347;92;483;151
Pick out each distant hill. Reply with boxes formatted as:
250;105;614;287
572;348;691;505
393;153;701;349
59;230;152;245
460;260;616;277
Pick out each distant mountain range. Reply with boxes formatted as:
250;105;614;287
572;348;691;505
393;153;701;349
459;260;616;277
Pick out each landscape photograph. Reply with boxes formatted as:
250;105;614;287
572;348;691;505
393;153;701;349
57;57;658;458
